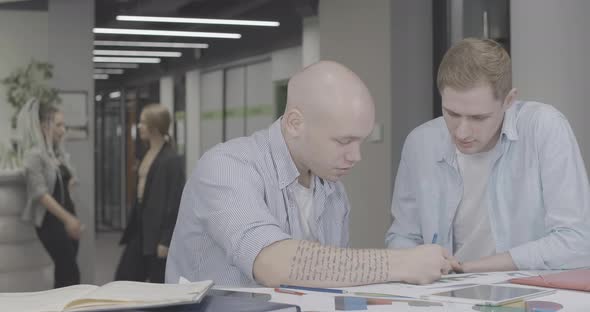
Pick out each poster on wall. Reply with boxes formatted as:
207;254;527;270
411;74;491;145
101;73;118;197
59;91;88;140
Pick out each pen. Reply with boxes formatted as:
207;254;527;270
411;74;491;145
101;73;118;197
279;285;344;294
431;233;438;244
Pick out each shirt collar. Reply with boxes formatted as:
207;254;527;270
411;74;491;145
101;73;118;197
268;119;301;189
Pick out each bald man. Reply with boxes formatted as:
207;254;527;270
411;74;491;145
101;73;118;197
166;61;451;287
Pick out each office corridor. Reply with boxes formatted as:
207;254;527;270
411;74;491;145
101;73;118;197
94;232;123;286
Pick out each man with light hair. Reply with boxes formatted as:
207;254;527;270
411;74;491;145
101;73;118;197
387;38;590;272
167;60;452;287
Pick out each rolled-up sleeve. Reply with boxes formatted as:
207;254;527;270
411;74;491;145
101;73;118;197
193;151;291;281
24;151;48;203
509;110;590;269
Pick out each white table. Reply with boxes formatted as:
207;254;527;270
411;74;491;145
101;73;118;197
220;271;590;312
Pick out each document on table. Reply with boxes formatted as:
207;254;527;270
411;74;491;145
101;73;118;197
338;271;540;298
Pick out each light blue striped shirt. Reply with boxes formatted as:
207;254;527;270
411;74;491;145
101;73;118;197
386;101;590;269
166;119;350;286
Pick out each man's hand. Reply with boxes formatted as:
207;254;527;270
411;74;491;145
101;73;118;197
450;253;517;273
398;244;452;285
157;244;169;258
449;256;464;273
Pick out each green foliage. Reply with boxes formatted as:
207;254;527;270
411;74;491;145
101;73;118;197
0;143;22;171
1;60;61;128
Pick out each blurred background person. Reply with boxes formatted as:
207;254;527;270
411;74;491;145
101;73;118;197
22;100;83;288
115;104;184;283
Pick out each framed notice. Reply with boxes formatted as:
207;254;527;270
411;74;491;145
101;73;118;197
59;91;88;140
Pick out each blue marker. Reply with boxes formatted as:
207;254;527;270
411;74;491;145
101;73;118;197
431;233;438;244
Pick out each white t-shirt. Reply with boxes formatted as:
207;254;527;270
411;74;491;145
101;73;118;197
292;177;317;241
453;150;497;262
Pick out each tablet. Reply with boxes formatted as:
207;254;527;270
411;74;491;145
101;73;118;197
423;284;555;306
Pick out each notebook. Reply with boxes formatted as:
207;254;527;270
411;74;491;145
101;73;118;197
0;280;213;312
509;269;590;292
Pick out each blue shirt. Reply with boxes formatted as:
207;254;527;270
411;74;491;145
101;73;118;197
386;101;590;270
166;119;350;286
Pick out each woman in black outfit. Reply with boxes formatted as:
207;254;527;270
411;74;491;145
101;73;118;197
115;104;185;283
23;102;83;288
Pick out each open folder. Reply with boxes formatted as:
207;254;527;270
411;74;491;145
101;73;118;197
509;269;590;292
0;280;213;312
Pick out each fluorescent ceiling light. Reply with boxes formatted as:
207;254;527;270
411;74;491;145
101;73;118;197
95;68;124;75
93;57;161;63
93;28;241;39
94;40;208;49
117;15;280;27
94;50;182;57
95;63;140;69
109;91;121;99
94;74;109;80
95;94;103;101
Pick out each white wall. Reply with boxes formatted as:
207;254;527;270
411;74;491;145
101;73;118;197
199;70;224;155
319;0;393;248
185;47;301;176
319;0;433;248
48;0;95;283
225;67;246;140
390;0;434;159
302;16;320;67
0;10;49;145
160;76;175;136
271;46;302;82
511;0;590;170
0;1;95;285
185;69;201;177
245;61;274;135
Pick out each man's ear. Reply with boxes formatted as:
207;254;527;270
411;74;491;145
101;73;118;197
503;88;518;109
283;108;304;137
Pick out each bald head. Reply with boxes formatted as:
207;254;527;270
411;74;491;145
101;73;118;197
281;61;375;183
285;60;374;122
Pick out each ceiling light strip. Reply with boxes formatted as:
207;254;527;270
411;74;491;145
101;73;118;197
94;40;208;49
93;28;241;39
116;15;279;27
93;56;161;63
95;68;124;75
94;74;109;80
94;50;182;57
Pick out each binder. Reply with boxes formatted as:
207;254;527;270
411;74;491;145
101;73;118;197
509;269;590;292
130;293;300;312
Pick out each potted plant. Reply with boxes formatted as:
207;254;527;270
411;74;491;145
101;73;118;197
0;59;58;291
3;60;61;128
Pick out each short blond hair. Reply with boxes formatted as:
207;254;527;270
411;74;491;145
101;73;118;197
142;104;171;136
437;38;512;100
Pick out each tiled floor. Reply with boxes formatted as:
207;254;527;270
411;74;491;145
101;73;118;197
94;231;124;285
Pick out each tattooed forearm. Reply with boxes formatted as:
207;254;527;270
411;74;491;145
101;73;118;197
287;240;394;285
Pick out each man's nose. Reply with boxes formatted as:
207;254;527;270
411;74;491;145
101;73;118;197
455;119;472;140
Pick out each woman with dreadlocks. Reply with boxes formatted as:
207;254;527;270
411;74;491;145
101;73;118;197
21;99;82;288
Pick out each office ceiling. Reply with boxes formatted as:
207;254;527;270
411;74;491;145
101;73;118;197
94;0;317;88
0;0;317;87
